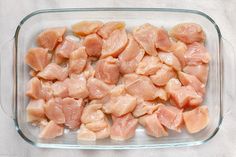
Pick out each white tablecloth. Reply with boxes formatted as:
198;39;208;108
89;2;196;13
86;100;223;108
0;0;236;156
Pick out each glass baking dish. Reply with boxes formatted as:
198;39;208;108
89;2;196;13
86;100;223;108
0;8;235;149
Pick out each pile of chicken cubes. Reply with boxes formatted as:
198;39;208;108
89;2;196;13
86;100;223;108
25;21;210;141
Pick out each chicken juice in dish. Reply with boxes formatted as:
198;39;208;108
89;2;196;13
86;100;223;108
25;22;210;141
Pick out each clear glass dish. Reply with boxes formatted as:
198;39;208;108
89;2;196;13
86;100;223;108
0;8;228;149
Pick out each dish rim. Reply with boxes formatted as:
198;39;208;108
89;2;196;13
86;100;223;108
13;8;223;149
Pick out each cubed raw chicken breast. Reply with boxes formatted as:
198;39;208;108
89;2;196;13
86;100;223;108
25;47;51;71
139;113;168;138
72;21;103;37
26;99;45;122
77;124;96;141
37;27;66;50
87;78;111;99
123;73;167;101
102;94;137;117
44;97;65;124
101;29;128;58
55;38;79;60
69;47;87;74
110;84;126;97
95;124;110;139
178;71;205;96
183;106;209;133
183;64;209;84
156;104;183;132
169;85;203;108
150;64;176;86
64;74;89;99
133;23;158;56
158;52;182;71
132;99;160;118
82;60;95;79
170;41;187;67
110;113;138;141
40;81;53;101
51;81;68;98
81;103;104;124
136;56;162;75
170;23;205;44
82;33;103;57
118;34;145;74
62;98;84;129
39;120;64;139
26;77;42;99
37;63;68;81
155;27;172;51
184;42;210;65
165;78;182;97
97;21;125;39
95;56;120;84
85;118;108;132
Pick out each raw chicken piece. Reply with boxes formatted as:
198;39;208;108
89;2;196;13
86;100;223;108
132;99;160;118
184;42;210;65
95;125;110;139
109;84;126;97
40;81;53;101
150;64;176;86
37;63;68;81
101;29;128;58
44;97;65;124
81;103;104;124
26;77;42;99
158;52;182;71
62;98;84;129
170;41;187;66
83;60;95;79
51;81;68;98
155;27;171;51
123;73;167;101
118;34;145;74
25;47;51;71
110;113;138;141
97;21;125;39
95;56;120;84
102;94;137;117
26;99;45;122
183;64;209;84
55;38;79;59
87;78;110;99
133;23;158;56
165;78;182;96
69;47;87;74
77;124;96;141
156;104;183;132
64;74;89;99
139;114;168;138
83;33;103;57
39;120;64;139
170;23;205;44
85;118;108;132
169;85;203;108
72;21;103;37
135;56;162;75
37;27;66;50
178;71;205;96
183;106;209;133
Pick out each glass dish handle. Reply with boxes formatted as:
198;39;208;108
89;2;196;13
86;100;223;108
0;38;15;119
222;38;236;118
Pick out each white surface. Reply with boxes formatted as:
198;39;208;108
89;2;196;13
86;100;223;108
0;0;236;156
